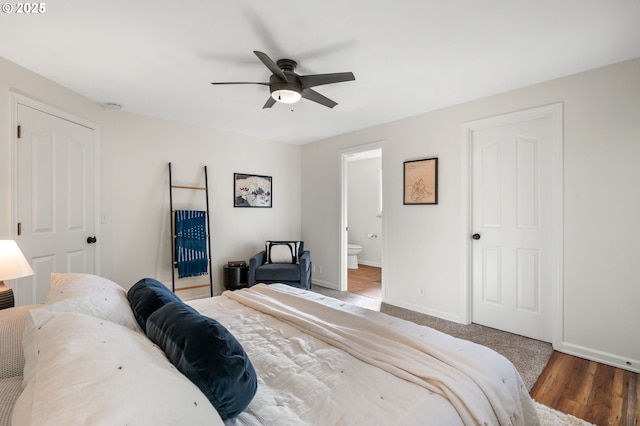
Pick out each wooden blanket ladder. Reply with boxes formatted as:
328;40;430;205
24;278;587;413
168;162;213;296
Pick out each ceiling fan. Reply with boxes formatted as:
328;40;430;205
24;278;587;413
211;51;355;109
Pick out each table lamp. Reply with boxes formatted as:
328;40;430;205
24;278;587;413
0;240;35;309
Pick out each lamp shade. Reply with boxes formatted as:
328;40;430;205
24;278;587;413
271;89;302;104
269;78;302;104
0;240;34;281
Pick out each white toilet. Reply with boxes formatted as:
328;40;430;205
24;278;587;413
347;244;363;269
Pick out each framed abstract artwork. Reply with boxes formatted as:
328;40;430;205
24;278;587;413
403;158;438;205
234;173;272;208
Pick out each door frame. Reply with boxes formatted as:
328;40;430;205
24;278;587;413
339;141;385;292
460;103;563;348
10;92;102;294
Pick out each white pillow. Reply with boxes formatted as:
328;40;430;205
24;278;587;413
265;241;300;264
15;309;224;426
44;273;139;331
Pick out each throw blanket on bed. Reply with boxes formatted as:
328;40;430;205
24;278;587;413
224;285;538;426
174;210;208;278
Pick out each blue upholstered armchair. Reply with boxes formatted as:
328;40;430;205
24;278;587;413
248;241;311;290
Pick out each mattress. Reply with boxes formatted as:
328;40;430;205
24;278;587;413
187;284;539;426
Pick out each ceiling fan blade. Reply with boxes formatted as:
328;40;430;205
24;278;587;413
210;82;269;86
262;97;276;109
302;88;338;109
299;72;355;88
253;51;288;82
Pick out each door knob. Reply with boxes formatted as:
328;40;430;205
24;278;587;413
86;236;97;244
471;233;481;240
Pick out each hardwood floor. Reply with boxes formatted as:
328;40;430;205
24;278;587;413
531;351;639;426
347;264;381;299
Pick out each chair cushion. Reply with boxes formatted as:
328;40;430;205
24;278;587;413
127;278;182;332
265;241;301;264
146;302;257;419
255;263;301;282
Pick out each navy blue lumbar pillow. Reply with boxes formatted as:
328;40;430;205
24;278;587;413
145;302;258;419
127;278;182;332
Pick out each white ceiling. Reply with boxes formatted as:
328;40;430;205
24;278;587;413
1;0;639;144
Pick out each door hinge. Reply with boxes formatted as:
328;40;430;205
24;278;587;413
17;222;21;236
17;125;21;139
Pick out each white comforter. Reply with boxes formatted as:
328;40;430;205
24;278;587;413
188;284;539;426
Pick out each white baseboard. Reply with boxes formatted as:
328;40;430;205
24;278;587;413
310;278;339;290
557;341;640;374
382;296;466;324
357;260;382;268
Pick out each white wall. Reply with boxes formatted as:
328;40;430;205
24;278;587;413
110;112;301;297
347;157;382;266
0;56;302;298
302;57;640;372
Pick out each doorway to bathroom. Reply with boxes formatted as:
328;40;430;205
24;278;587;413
340;144;383;300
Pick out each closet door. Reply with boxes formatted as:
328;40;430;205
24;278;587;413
15;102;98;305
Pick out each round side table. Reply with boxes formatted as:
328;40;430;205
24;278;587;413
223;264;249;290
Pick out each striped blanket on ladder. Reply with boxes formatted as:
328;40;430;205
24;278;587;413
175;210;208;279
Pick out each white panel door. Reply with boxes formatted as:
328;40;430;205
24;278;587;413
15;103;97;305
472;117;553;342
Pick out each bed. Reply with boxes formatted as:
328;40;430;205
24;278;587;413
188;284;539;426
2;274;540;425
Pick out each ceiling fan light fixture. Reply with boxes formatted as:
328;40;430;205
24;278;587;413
271;89;302;104
210;51;354;109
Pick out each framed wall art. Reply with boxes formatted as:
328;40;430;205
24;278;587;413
403;158;438;205
234;173;272;208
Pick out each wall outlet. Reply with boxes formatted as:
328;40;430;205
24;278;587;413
312;264;316;273
318;265;323;274
419;288;425;297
